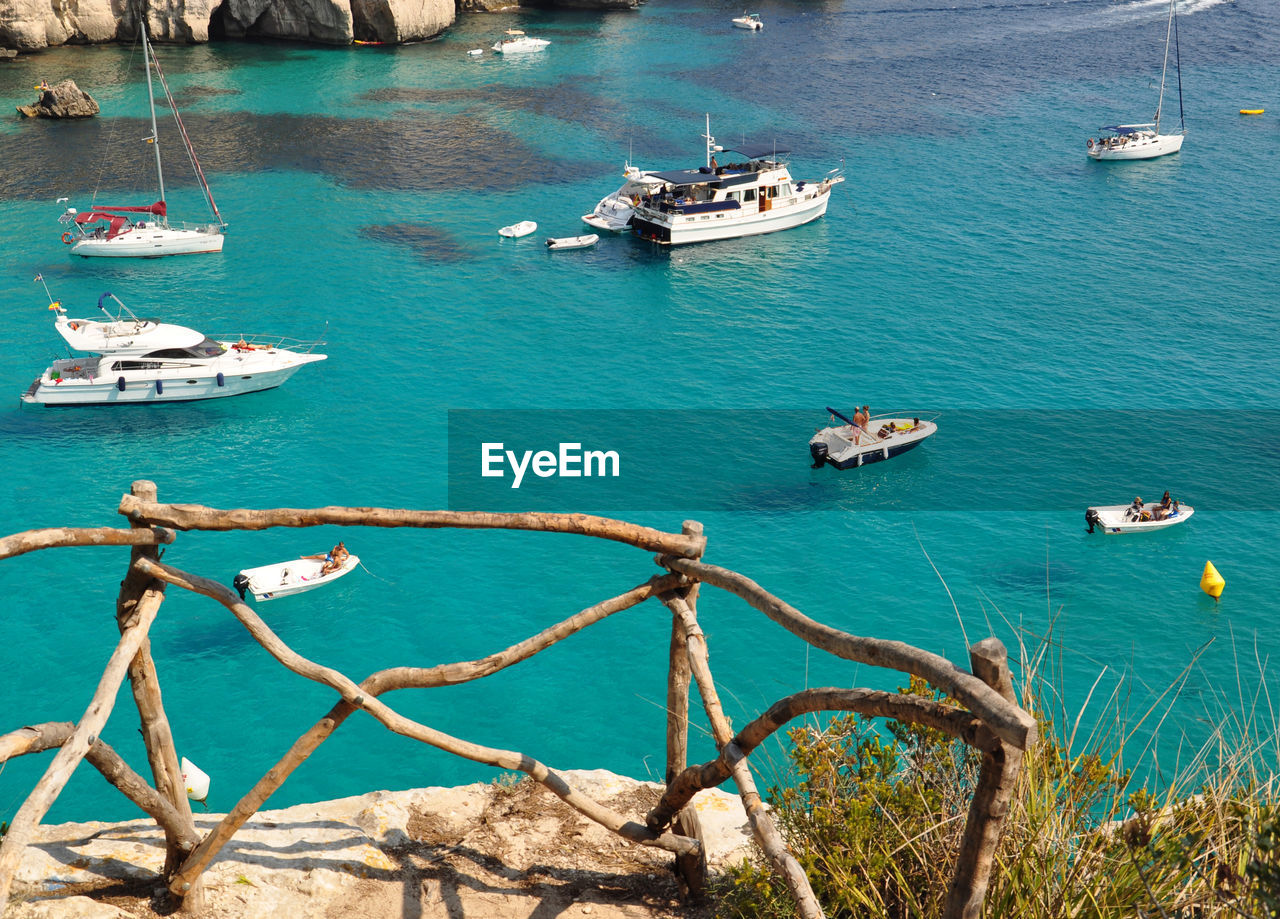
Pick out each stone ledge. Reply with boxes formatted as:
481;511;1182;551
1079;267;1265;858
9;770;754;918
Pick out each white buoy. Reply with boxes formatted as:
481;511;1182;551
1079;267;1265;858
181;756;210;803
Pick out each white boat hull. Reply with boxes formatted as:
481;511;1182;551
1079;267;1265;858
235;554;360;601
1087;132;1184;161
22;350;325;406
809;417;937;469
499;221;537;238
70;226;225;258
733;18;763;30
632;184;835;246
1086;504;1193;534
493;38;549;53
546;234;599;250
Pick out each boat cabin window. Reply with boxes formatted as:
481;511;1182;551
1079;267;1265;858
743;189;756;202
148;348;209;360
778;182;793;197
112;360;165;371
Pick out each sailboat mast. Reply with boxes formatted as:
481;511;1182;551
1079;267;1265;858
1155;0;1175;132
703;113;714;168
141;22;167;209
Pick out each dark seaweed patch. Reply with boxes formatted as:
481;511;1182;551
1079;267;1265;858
0;110;587;200
360;223;471;262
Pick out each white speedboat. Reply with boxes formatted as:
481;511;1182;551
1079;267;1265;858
492;30;550;54
582;164;665;232
1086;0;1186;161
233;553;360;601
732;12;763;30
1085;502;1193;534
499;220;537;238
58;23;226;257
546;234;598;250
809;408;937;470
629;115;844;246
21;290;326;406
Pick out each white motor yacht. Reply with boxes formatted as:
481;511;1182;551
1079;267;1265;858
629;115;843;246
22;290;326;406
492;30;550;54
582;164;665;232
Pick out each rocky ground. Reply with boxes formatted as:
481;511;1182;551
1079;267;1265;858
8;770;755;918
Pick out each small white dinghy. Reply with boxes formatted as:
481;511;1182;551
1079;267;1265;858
546;234;599;250
1085;500;1193;534
732;12;763;30
467;48;483;57
499;220;537;238
233;551;360;601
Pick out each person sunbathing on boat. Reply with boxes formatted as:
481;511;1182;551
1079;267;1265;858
1151;491;1174;520
305;542;349;576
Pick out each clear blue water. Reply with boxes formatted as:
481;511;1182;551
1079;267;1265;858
1;0;1279;824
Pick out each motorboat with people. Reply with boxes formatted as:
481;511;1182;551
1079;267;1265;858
233;546;359;601
1085;495;1193;534
629;115;843;246
492;30;550;54
1086;0;1186;161
582;164;665;232
732;12;763;30
809;407;937;470
21;282;326;406
58;23;226;257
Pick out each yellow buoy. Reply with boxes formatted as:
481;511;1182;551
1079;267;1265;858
1240;109;1265;115
1200;561;1225;599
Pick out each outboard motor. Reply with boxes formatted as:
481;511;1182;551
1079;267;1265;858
810;440;829;469
233;573;250;600
1084;508;1100;534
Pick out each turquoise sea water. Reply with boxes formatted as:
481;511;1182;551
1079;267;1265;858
1;0;1279;824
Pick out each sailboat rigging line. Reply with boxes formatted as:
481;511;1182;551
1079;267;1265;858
1155;0;1174;131
87;40;143;209
147;40;225;227
1174;0;1185;130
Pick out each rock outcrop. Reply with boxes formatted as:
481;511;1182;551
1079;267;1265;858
0;0;455;49
16;79;99;118
8;771;753;919
350;0;454;43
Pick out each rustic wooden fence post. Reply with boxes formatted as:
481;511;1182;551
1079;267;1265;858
117;481;202;910
667;521;706;898
942;637;1027;919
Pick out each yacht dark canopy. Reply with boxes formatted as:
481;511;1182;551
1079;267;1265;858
724;142;789;159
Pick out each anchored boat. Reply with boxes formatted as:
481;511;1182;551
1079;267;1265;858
629;115;843;245
21;285;325;406
809;407;937;470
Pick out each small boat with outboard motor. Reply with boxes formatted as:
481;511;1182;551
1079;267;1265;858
1085;496;1193;534
809;407;937;469
233;544;359;601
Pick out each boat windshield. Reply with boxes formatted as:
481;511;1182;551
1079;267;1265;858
147;338;224;359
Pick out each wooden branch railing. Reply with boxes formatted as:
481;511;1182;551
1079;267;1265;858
0;482;1036;919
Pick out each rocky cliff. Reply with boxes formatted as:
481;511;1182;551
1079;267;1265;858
0;0;456;50
8;771;752;919
0;0;635;51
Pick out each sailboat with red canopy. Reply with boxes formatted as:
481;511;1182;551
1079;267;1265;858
58;24;225;257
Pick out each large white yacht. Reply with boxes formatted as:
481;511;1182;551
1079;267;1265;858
628;116;843;246
22;291;326;406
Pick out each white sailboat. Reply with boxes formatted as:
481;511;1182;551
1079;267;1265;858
1087;0;1186;161
58;23;226;257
